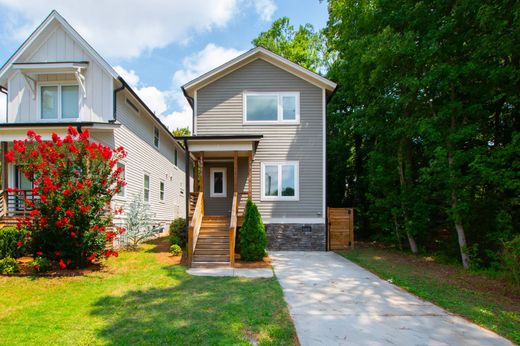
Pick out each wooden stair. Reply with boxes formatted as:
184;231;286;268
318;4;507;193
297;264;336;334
192;216;230;268
0;216;18;228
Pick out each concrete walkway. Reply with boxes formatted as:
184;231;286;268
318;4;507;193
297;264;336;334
270;251;512;346
187;267;273;278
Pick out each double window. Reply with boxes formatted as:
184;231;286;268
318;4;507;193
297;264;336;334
40;84;79;119
244;92;299;124
261;162;299;201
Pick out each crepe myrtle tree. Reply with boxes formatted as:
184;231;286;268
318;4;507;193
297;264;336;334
5;126;126;268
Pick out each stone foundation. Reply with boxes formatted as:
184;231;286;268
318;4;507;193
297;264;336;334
265;223;326;251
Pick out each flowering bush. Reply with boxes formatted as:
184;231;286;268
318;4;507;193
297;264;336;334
6;126;126;268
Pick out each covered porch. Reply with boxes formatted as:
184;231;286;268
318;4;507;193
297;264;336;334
177;135;262;267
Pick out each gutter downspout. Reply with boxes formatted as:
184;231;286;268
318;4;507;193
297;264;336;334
184;139;190;235
0;86;7;123
112;83;125;122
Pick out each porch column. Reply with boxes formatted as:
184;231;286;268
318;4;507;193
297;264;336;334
1;142;7;190
199;152;204;194
194;159;199;192
233;151;238;194
248;151;252;199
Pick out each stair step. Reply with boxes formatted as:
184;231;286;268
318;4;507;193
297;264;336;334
193;254;230;262
199;233;229;238
196;245;229;251
195;248;229;255
191;261;230;268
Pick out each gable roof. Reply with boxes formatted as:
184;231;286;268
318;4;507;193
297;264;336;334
0;10;118;87
181;46;337;103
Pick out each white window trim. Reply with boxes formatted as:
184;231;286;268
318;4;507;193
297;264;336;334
159;179;165;202
143;172;151;203
153;126;160;149
243;91;300;125
261;161;299;201
38;82;81;121
113;162;126;200
210;167;227;198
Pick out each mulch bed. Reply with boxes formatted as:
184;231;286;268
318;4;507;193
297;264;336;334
234;254;272;268
3;256;104;277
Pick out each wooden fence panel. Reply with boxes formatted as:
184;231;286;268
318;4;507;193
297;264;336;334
327;208;354;250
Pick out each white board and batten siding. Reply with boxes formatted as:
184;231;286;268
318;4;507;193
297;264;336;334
5;25;113;124
196;59;325;223
92;93;186;228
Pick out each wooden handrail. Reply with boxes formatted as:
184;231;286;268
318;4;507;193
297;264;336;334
229;192;238;266
187;192;204;266
0;189;35;218
0;190;6;218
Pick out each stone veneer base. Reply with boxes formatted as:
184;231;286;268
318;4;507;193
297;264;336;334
265;223;326;251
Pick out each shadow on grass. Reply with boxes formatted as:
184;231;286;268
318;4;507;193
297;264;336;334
90;265;294;345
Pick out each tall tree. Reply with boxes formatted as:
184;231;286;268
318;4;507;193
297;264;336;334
172;127;191;137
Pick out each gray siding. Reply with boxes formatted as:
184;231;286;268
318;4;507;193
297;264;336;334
196;59;324;220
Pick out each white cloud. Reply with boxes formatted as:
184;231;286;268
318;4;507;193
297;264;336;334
252;0;277;21
0;0;240;58
113;65;139;88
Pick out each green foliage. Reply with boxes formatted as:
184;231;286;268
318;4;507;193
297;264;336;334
0;257;19;275
172;127;191;137
30;256;53;273
502;235;520;287
169;218;187;248
170;244;182;256
239;200;267;261
252;17;330;73
0;227;27;259
124;194;163;248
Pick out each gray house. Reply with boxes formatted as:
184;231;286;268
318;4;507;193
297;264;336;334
178;47;336;267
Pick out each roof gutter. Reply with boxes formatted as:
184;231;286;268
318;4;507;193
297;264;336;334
0;86;7;123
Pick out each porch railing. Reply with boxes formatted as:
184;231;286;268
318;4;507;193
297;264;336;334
0;189;35;218
229;192;238;266
187;192;204;266
188;192;198;219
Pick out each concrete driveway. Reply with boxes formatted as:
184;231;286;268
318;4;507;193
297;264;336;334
270;251;512;346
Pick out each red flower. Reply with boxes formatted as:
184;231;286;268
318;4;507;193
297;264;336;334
70;231;76;238
59;259;67;269
112;251;119;257
79;129;90;140
27;129;37;138
67;126;78;136
87;253;96;262
33;265;41;270
54;251;61;257
36;251;43;256
5;151;15;163
30;210;41;217
65;209;74;217
63;189;71;196
16;241;23;247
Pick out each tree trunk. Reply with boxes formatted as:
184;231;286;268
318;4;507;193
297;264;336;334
397;137;418;253
407;232;418;254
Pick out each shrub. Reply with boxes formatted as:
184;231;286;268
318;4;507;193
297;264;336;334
170;244;182;256
239;200;267;261
0;227;28;259
502;235;520;286
124;194;162;249
169;218;187;248
6;127;126;268
0;257;19;275
31;256;53;273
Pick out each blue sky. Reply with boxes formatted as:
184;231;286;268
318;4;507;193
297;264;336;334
0;0;328;129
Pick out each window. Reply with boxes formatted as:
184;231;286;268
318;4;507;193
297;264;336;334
154;127;160;148
261;162;299;201
174;149;178;166
244;92;299;124
210;167;227;198
116;163;125;198
143;174;150;202
160;180;165;201
40;85;79;119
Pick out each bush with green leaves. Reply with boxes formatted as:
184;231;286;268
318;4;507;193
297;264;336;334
31;256;53;273
0;257;19;275
502;235;520;287
0;227;28;259
124;194;162;249
170;244;182;256
169;218;187;248
239;200;267;261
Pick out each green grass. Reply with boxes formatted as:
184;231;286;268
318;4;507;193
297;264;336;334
339;246;520;344
0;239;295;346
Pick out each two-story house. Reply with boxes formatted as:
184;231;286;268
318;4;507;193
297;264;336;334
178;47;336;267
0;11;188;232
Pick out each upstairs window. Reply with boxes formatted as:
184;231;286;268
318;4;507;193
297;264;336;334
41;85;79;120
154;127;160;148
244;92;299;124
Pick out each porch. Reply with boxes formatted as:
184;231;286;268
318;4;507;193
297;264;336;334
178;135;262;268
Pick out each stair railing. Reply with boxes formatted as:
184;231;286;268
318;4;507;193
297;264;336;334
0;190;6;219
187;192;204;267
229;192;238;266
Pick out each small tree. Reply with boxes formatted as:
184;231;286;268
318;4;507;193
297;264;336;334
124;194;162;249
6;127;126;268
239;200;267;261
169;218;187;248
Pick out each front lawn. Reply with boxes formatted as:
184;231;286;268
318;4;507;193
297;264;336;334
338;244;520;344
0;238;295;345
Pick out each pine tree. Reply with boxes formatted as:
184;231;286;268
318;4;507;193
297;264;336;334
239;200;267;261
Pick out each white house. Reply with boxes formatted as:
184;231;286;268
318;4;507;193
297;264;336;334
0;10;187;231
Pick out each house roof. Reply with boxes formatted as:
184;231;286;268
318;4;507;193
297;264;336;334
181;47;337;104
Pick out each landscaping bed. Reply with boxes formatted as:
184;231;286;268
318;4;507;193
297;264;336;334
0;237;295;345
338;242;520;344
